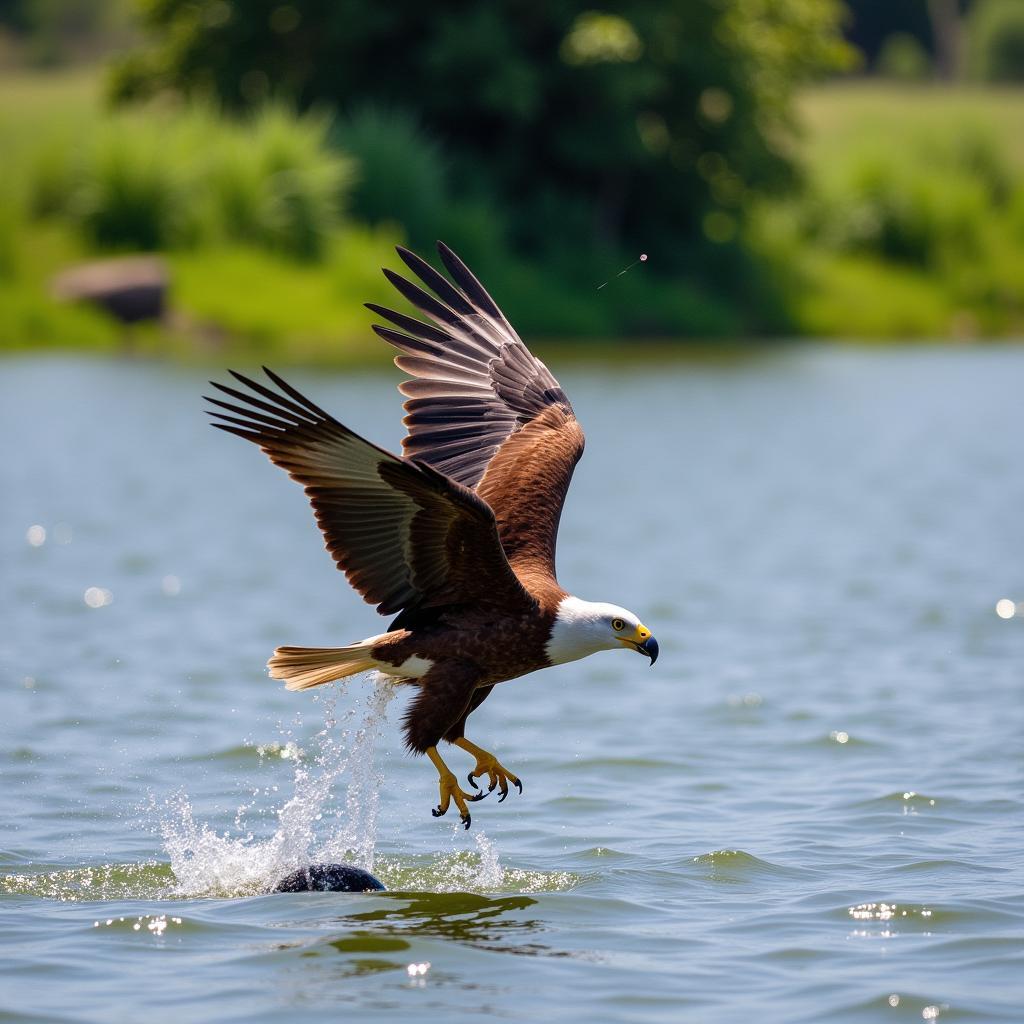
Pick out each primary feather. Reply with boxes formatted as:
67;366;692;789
368;242;585;588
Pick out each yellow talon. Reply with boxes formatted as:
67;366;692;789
455;738;522;803
426;746;481;829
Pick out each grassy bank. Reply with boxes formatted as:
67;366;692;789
1;70;1022;361
798;84;1024;174
0;72;418;361
765;83;1024;339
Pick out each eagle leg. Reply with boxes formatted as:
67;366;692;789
426;745;486;830
454;737;523;803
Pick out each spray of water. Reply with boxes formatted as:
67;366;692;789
158;675;397;897
150;673;578;899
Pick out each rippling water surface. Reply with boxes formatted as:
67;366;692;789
3;348;1023;1023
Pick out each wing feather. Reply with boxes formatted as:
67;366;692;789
368;243;585;586
206;369;532;616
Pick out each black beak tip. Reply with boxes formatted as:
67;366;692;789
641;636;659;666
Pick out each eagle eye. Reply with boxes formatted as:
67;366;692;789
611;618;625;631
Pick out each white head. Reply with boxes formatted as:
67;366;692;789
545;596;659;668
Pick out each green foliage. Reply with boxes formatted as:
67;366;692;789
25;132;78;218
15;101;351;258
233;106;351;259
0;202;19;279
167;225;407;360
0;277;124;351
804;130;1012;270
817;157;986;268
4;68;1023;352
792;254;955;339
75;116;185;249
109;0;856;321
485;245;740;339
968;0;1024;83
330;105;450;250
876;32;932;81
757;101;1024;338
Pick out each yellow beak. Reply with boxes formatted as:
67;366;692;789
618;623;659;664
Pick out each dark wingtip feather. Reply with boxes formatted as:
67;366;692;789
365;302;453;345
259;365;331;419
435;242;507;325
396;247;434;281
399;246;477;316
210;421;264;443
382;268;460;327
382;267;411;287
228;368;259;387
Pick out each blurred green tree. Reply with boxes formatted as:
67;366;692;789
876;32;933;80
111;0;855;330
968;0;1024;82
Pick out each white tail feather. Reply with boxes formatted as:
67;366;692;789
268;643;378;691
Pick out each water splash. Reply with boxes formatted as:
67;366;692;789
325;676;395;871
143;674;578;899
372;832;576;894
157;675;398;897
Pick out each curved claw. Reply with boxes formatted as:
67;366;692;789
460;812;471;830
433;771;479;827
497;776;522;803
463;747;522;808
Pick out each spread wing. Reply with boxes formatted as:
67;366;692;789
368;243;585;583
205;367;533;616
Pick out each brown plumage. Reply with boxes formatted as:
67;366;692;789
206;243;657;828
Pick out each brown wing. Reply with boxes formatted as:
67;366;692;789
368;243;585;584
205;367;532;616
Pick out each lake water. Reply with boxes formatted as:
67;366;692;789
2;347;1023;1023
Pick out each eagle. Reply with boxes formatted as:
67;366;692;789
206;243;658;829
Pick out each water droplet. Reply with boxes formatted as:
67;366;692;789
26;524;46;547
84;587;113;608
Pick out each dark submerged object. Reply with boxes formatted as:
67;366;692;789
273;863;385;893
